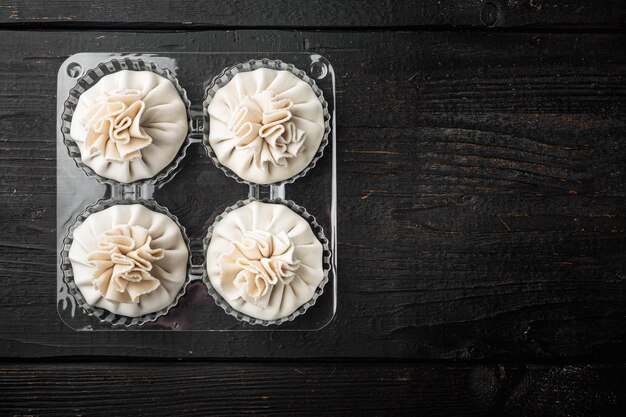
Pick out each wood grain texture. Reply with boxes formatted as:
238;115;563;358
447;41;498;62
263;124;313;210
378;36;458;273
1;30;626;359
0;0;625;29
0;362;624;416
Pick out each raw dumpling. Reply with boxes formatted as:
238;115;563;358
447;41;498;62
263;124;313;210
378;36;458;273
68;204;189;317
207;68;325;184
206;201;325;321
70;70;189;183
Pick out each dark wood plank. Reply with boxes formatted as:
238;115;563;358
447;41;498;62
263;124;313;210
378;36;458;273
0;362;624;416
0;0;625;29
1;30;626;359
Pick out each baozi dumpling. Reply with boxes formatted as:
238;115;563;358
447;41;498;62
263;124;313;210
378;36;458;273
68;204;189;318
207;68;326;184
206;201;325;321
70;70;189;183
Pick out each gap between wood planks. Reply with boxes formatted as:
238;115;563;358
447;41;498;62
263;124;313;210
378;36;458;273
0;22;625;34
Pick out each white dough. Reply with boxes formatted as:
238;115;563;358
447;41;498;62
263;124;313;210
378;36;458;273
206;201;325;321
207;68;325;184
69;204;189;317
70;70;188;183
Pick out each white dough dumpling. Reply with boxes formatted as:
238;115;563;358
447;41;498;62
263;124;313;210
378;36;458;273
70;70;189;183
69;204;189;317
206;201;325;321
207;68;326;184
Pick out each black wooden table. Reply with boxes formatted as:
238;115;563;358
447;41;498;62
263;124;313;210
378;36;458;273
2;1;626;415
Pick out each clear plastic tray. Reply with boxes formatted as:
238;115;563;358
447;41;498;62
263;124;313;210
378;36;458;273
56;52;336;331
